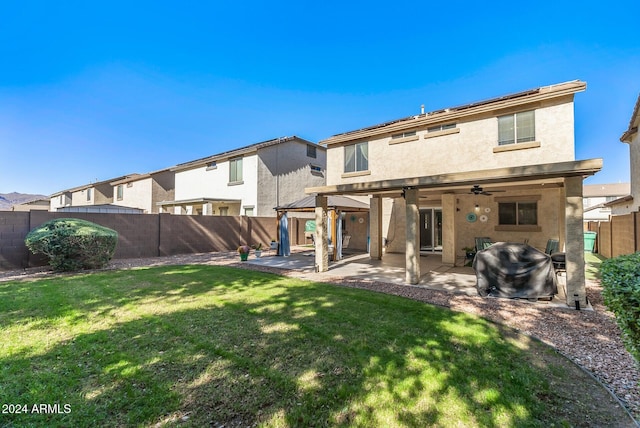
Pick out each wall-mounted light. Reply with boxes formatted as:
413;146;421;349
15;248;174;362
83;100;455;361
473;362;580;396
475;204;480;212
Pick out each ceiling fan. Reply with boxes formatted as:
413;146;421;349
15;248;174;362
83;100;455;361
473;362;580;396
468;184;505;196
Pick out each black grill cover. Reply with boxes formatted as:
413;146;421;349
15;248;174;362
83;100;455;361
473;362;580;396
472;242;558;298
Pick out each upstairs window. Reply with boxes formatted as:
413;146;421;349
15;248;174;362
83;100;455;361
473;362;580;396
116;185;123;200
498;201;537;225
391;131;416;139
427;123;456;133
344;142;368;173
229;157;243;183
307;145;317;158
86;188;92;201
498;110;535;145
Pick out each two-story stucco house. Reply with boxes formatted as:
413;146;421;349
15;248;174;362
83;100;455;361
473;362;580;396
583;183;630;221
307;80;602;308
110;168;175;214
158;136;326;217
609;93;640;215
50;174;137;212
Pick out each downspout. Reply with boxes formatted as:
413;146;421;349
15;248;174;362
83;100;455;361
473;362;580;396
276;143;280;209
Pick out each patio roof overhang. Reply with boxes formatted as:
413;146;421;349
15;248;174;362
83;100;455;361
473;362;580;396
305;159;603;197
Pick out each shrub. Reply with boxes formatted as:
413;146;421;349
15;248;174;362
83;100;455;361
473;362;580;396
25;218;118;272
600;252;640;363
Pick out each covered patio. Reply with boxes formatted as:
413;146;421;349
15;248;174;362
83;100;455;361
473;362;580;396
245;247;570;306
274;194;370;260
305;159;602;309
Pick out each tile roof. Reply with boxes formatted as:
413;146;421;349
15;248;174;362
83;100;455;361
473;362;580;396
172;135;319;171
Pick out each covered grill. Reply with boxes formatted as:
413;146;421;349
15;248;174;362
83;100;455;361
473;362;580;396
473;242;558;299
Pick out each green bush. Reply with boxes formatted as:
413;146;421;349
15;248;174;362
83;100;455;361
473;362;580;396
600;252;640;363
25;218;118;272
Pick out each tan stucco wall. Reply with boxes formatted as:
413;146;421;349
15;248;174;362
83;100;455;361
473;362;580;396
71;188;94;206
257;140;326;216
340;212;368;251
11;201;50;212
383;188;564;262
453;188;563;257
327;97;576;186
628;131;640;212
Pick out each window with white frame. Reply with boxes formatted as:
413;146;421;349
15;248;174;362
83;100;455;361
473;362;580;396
229;157;243;183
498;201;537;225
344;141;368;173
244;207;254;216
498;110;535;145
116;185;123;200
86;188;92;201
219;207;229;216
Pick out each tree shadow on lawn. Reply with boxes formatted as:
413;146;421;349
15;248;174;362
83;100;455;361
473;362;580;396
0;265;275;329
0;265;632;427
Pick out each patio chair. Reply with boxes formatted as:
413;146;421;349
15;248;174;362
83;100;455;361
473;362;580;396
544;239;565;274
475;237;493;252
545;239;559;255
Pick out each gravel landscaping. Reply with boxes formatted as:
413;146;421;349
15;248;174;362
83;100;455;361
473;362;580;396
2;249;639;423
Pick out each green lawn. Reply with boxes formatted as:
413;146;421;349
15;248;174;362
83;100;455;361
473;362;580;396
585;251;606;280
0;265;624;427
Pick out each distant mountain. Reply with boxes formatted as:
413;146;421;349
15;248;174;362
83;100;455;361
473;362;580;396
0;192;48;211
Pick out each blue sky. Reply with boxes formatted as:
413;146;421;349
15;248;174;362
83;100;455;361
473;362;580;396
1;1;639;195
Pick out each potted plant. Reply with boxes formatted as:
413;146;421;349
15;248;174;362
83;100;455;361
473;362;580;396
462;246;476;260
252;243;263;258
237;245;251;261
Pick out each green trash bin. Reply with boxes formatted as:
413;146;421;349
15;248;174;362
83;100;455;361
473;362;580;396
584;231;597;253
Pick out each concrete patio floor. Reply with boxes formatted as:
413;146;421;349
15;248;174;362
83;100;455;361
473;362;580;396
246;247;569;305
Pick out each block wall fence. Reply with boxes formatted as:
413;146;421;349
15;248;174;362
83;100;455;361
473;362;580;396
0;212;309;270
5;211;640;270
586;211;640;259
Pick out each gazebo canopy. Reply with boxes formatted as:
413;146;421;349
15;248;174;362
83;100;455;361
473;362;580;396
275;195;369;213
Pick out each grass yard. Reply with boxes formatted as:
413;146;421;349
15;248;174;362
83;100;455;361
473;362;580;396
0;265;628;427
585;251;606;281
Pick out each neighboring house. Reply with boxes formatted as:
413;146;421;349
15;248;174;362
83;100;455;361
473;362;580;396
110;168;175;214
583;183;630;221
613;93;640;214
11;197;51;212
50;175;137;211
307;80;602;308
158;136;326;217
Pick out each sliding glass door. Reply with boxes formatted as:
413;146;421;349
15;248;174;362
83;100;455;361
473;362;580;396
419;208;442;252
